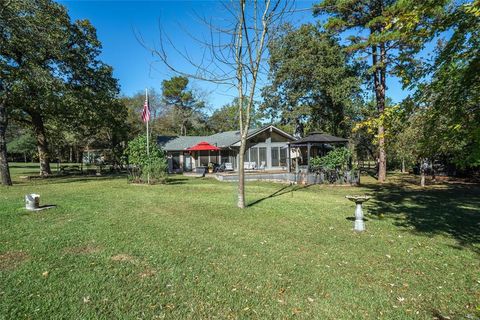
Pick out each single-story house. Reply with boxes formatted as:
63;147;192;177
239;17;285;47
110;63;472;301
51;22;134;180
157;125;296;173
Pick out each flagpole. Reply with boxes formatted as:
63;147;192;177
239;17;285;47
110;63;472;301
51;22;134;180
146;88;150;184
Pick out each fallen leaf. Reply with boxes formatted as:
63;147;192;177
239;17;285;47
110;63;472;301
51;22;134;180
292;307;301;314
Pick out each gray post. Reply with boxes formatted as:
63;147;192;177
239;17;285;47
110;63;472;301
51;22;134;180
354;202;365;232
287;143;291;173
346;196;370;232
307;143;311;171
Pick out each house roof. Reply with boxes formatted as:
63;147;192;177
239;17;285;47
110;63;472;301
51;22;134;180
158;125;295;151
289;132;348;145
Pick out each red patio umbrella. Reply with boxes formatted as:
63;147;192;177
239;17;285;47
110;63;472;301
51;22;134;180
186;141;220;151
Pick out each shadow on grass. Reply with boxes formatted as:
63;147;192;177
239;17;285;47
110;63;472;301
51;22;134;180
166;177;188;185
362;179;480;254
13;173;128;186
247;184;312;207
9;163;40;169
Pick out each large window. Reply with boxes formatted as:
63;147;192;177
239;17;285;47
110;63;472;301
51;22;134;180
250;147;258;165
172;152;180;170
183;153;192;171
280;147;287;167
271;147;279;166
221;150;230;164
259;147;267;167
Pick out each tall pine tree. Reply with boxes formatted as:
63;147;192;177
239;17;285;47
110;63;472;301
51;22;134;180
314;0;448;182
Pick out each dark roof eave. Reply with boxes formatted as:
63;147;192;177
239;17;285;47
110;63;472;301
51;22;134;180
288;134;349;145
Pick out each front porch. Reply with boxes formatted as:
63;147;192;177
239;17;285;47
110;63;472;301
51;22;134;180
167;146;291;174
180;168;359;185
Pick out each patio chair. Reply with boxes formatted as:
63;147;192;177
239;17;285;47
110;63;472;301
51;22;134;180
259;161;266;171
217;163;226;172
225;163;233;171
245;162;256;170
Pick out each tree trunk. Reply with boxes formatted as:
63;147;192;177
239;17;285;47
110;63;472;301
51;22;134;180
420;158;426;187
0;97;12;186
372;40;387;183
30;111;51;176
237;138;246;208
401;159;405;173
431;160;436;182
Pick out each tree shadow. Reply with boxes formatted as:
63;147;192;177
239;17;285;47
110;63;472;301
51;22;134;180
362;180;480;254
248;184;311;207
166;177;188;185
9;164;39;169
13;173;127;185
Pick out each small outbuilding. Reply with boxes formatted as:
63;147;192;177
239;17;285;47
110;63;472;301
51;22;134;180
288;132;349;171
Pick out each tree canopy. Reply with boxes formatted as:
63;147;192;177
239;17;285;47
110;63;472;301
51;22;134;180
262;23;361;137
161;76;206;136
0;0;124;179
313;0;448;182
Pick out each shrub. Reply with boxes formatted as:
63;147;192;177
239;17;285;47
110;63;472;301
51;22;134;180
124;135;167;184
310;147;352;171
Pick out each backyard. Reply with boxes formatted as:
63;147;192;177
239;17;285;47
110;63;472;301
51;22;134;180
1;164;479;319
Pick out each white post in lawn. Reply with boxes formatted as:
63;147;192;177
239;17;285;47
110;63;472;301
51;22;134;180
146;88;150;184
346;196;371;232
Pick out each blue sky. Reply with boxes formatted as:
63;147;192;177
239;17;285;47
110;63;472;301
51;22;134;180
59;0;411;111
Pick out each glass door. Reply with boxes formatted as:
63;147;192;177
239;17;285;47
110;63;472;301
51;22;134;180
183;153;192;171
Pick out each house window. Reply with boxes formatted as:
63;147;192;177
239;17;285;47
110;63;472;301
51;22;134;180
198;151;209;166
221;150;229;164
280;147;287;167
183;153;192;171
259;147;267;167
250;147;258;165
271;147;279;166
172;152;181;170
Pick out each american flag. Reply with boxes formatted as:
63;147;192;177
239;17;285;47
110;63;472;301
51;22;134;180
141;95;150;123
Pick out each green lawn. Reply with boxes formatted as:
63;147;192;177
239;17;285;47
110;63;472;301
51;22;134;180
1;163;479;319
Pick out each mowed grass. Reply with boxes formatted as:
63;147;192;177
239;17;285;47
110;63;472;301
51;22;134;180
1;164;479;319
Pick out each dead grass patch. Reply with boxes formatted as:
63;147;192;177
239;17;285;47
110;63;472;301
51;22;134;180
139;268;156;278
0;251;29;270
111;253;136;262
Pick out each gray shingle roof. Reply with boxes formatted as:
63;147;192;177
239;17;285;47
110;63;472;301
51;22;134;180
289;132;348;144
157;126;274;151
157;135;208;151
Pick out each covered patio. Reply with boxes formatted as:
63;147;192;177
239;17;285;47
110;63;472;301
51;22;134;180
186;141;221;173
288;132;349;172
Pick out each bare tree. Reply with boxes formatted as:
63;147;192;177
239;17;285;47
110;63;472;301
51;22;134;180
143;0;291;208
